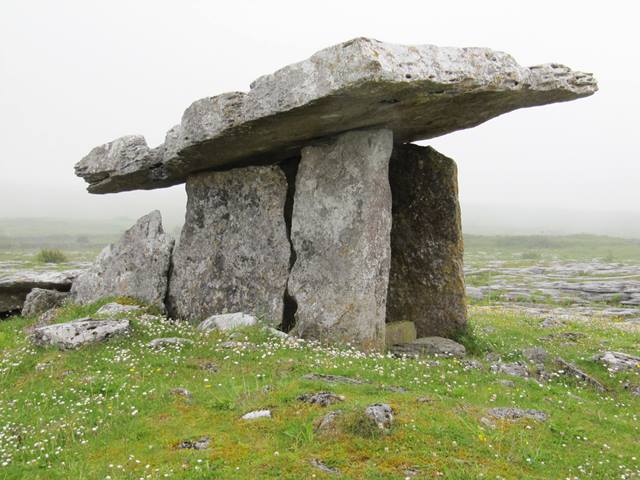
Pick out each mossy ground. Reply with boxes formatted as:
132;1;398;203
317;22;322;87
0;300;638;479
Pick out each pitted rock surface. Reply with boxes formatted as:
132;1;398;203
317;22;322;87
167;165;289;323
71;211;174;311
21;288;69;318
288;129;392;351
31;318;130;349
75;38;597;194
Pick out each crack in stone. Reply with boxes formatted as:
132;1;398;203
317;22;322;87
280;156;300;332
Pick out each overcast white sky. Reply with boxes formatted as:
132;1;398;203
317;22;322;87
0;0;638;234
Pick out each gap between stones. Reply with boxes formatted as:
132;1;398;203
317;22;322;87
280;156;300;332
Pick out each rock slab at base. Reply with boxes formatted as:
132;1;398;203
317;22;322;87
288;129;393;351
1;270;81;314
32;318;130;349
75;38;597;194
71;211;174;311
390;337;466;358
167;165;289;323
387;144;466;337
21;288;69;318
198;312;257;331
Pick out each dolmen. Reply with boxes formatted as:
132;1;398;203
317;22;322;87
73;38;597;351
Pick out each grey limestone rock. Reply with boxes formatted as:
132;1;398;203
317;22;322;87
488;407;548;422
389;336;466;358
21;288;69;318
297;392;345;407
31;318;130;349
95;303;142;316
75;38;597;194
364;403;394;430
197;312;257;332
167;165;289;324
147;337;194;349
1;270;80;314
593;351;640;372
70;211;174;311
288;129;393;351
387;144;466;337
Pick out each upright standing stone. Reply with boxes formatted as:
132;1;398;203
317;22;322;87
71;211;174;311
167;165;290;323
387;144;466;337
288;129;393;351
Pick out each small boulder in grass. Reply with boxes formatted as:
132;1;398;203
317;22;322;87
314;410;343;433
488;407;548;422
147;337;193;349
297;392;345;406
198;312;257;332
364;403;394;430
32;318;129;349
241;409;271;420
178;437;210;450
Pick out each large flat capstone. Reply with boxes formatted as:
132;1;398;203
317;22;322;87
288;129;393;351
167;165;290;323
71;210;174;311
75;38;597;194
387;144;466;337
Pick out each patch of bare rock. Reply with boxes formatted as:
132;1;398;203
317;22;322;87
31;318;130;349
389;337;466;358
297;392;345;407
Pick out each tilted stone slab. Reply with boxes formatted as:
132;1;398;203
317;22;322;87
31;318;130;349
387;144;466;337
288;129;392;351
167;165;290;323
75;37;597;193
0;270;81;314
71;210;174;311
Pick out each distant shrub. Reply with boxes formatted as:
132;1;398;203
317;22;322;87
35;249;68;264
520;250;542;260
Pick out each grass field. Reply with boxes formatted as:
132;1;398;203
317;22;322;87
0;299;638;479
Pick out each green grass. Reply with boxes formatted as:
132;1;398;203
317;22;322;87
465;234;640;265
0;302;638;479
34;249;69;264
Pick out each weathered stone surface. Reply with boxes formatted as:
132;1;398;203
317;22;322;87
75;38;597;194
31;318;130;349
314;410;343;433
389;337;466;358
488;407;548;422
387;144;466;337
288;129;392;351
364;403;394;430
297;392;345;407
522;347;549;364
21;288;69;317
95;303;142;316
0;270;80;314
197;312;257;332
593;351;640;372
385;321;417;348
490;361;530;378
147;337;193;349
167;166;289;323
71;211;174;311
241;409;271;420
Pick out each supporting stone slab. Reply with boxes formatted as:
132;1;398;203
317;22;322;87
71;211;174;311
387;144;466;337
167;165;290;323
288;129;393;351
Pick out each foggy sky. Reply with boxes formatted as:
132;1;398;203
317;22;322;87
1;0;638;234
